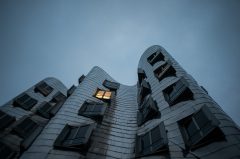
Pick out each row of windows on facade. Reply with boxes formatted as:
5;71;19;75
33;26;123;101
0;79;119;159
135;50;224;157
137;50;194;127
0;103;225;158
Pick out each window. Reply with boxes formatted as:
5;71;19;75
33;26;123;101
137;95;160;126
138;68;147;85
52;91;67;103
163;78;193;106
37;101;64;119
0;110;16;130
78;75;85;84
138;80;151;105
78;100;107;122
94;89;112;100
0;142;16;159
136;122;168;157
154;60;176;81
34;81;53;97
67;85;77;97
103;80;120;90
12;116;45;150
178;105;224;150
13;93;37;110
54;124;94;153
147;51;165;66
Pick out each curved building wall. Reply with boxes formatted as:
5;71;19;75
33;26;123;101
21;66;138;159
137;45;240;158
0;45;239;159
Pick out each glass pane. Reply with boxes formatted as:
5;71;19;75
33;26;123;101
186;121;198;137
194;110;209;128
151;126;161;144
103;91;111;99
19;94;29;103
96;91;104;99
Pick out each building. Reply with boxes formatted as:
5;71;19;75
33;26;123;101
0;45;239;159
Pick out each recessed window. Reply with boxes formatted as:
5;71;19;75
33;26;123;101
95;89;112;100
137;95;160;126
37;101;64;119
78;75;85;84
154;60;176;81
0;141;16;159
54;124;94;154
163;78;193;106
34;81;53;97
78;100;107;122
13;93;37;110
136;122;168;157
138;80;151;105
178;105;224;150
52;91;67;103
138;68;147;85
67;85;77;97
103;80;120;90
147;51;165;66
0;110;16;130
12;116;45;150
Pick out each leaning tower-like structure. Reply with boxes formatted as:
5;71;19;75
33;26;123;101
0;45;239;159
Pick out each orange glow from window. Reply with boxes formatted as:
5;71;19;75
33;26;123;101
95;89;112;100
103;91;112;99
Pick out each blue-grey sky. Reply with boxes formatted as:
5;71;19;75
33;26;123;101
0;0;240;124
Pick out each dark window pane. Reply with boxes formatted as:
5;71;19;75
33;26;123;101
0;110;15;130
186;121;199;137
0;142;15;159
13;117;38;138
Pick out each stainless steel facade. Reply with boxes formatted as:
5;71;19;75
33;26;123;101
0;45;239;159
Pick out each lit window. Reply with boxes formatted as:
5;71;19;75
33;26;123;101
95;89;112;100
103;91;111;99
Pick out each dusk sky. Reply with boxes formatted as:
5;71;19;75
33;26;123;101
0;0;240;125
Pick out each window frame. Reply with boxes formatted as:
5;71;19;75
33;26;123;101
0;141;16;159
137;95;160;126
163;78;193;106
154;60;176;81
137;68;147;85
0;110;16;130
12;115;46;150
13;93;38;110
94;88;112;101
54;124;94;153
102;80;120;90
136;122;168;157
52;91;67;103
178;105;224;150
78;100;107;122
147;51;165;66
67;85;77;97
34;81;53;97
138;79;151;105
